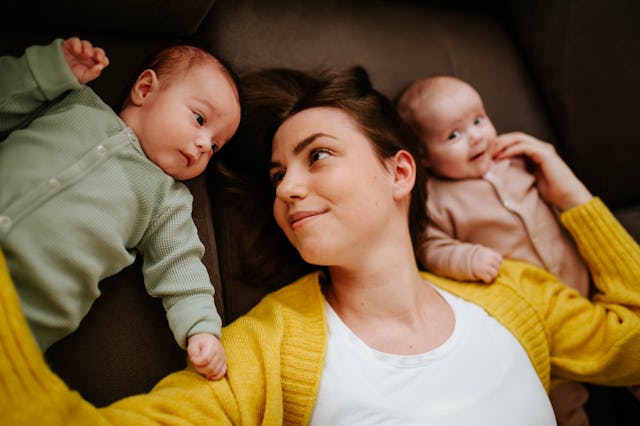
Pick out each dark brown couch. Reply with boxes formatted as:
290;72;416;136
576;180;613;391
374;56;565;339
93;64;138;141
2;0;638;422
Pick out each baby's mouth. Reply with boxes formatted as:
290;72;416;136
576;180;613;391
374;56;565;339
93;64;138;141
470;150;486;161
181;152;195;166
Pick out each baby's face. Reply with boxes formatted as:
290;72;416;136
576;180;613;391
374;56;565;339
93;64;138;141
135;64;241;181
417;82;496;180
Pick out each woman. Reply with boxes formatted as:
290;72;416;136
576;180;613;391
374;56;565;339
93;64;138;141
1;67;639;425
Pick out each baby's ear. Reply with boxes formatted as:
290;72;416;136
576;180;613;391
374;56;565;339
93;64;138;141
129;69;159;105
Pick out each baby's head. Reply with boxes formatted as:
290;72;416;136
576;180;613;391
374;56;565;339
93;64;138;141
120;45;241;181
397;75;496;180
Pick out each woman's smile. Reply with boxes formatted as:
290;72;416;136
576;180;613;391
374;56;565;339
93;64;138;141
288;209;327;230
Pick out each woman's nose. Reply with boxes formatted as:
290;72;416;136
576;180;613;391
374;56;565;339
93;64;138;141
275;169;307;201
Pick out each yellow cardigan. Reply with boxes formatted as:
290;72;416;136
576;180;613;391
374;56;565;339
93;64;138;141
1;197;639;425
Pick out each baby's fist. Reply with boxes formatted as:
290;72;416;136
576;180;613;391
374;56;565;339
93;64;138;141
471;247;503;283
187;333;227;380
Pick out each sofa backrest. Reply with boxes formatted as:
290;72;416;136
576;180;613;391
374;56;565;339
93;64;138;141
202;0;556;323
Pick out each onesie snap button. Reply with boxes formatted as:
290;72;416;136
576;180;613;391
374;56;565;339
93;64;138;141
48;177;61;191
96;145;106;155
126;128;137;141
0;215;11;229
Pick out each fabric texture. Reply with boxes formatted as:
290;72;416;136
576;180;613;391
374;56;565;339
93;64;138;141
309;291;555;425
422;156;594;425
0;197;639;425
0;39;221;351
422;157;590;296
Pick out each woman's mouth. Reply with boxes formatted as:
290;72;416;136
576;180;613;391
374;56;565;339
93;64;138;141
288;210;325;229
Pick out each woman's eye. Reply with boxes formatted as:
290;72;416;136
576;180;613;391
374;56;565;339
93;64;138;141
447;131;460;140
310;149;330;163
474;117;485;125
270;171;285;187
193;112;205;126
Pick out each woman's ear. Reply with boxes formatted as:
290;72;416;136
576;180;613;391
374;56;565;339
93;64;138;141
129;69;159;105
391;150;417;201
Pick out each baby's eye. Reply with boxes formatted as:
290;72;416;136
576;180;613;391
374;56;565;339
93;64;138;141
447;131;460;140
310;148;331;163
211;142;219;153
474;117;485;125
193;112;205;126
270;170;285;187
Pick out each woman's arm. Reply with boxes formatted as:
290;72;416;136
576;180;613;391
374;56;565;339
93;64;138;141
494;133;640;383
0;250;277;425
547;198;640;385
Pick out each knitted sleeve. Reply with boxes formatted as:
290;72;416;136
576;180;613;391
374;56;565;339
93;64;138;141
0;249;276;424
0;38;81;133
139;184;221;348
545;197;640;385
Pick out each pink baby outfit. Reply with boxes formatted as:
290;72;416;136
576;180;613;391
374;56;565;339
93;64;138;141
421;157;590;296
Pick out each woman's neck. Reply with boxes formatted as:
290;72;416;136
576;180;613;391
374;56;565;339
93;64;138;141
325;256;425;318
324;260;455;355
322;223;424;316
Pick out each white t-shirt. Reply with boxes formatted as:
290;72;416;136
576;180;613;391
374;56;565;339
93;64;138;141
309;285;556;425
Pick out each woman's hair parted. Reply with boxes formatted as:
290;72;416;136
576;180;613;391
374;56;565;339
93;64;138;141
240;66;428;250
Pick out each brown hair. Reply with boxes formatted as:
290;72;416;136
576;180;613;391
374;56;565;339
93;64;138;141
243;66;428;251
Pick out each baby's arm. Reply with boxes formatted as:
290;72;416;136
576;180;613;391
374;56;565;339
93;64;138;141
139;186;224;373
493;132;591;211
1;39;84;133
187;333;227;380
421;219;499;283
61;37;109;85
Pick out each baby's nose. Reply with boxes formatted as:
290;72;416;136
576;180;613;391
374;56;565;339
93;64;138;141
469;128;483;144
194;137;212;152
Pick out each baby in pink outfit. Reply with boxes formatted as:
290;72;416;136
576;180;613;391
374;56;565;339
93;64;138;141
397;75;592;426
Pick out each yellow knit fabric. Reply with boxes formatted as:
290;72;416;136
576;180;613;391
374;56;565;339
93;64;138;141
1;197;639;425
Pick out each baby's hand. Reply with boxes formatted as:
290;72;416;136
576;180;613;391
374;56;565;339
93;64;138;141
187;333;227;380
492;132;591;211
62;37;109;85
471;247;503;283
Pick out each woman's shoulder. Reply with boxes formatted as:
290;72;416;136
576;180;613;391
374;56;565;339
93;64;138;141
266;271;325;309
421;260;562;315
230;271;325;324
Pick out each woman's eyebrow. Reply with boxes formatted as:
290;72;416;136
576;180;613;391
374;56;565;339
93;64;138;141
293;132;334;155
270;132;336;169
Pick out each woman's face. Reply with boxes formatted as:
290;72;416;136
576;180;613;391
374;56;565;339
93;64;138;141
269;107;398;266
